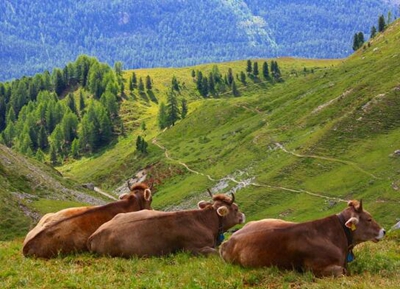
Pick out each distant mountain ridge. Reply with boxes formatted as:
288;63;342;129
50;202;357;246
0;0;397;81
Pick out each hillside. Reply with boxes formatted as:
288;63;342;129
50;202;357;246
0;144;107;240
0;0;397;81
55;19;400;233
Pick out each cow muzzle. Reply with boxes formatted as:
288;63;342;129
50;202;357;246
373;228;386;242
239;213;246;224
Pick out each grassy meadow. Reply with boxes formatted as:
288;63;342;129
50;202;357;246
1;233;400;288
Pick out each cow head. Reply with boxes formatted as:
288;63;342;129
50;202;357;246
119;182;152;210
198;193;245;231
341;200;385;245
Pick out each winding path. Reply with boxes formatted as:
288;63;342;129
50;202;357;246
152;137;348;203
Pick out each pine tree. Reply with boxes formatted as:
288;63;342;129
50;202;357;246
370;26;377;38
191;70;196;79
53;69;65;96
131;72;137;89
201;77;209;97
262;61;269;79
227;68;234;85
138;78;145;92
145;75;152;90
49;144;58;165
232;80;239;97
158;102;168;129
246;60;252;74
35;148;45;162
253;62;259;77
172;76;180;92
352;32;365;51
167;89;180;126
378;14;386;32
240;71;246;84
181;98;188;119
71;138;80;158
66;93;77;115
79;91;85;113
208;73;216;96
37;125;48;149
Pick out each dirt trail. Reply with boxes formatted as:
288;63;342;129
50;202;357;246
275;143;380;180
94;187;118;201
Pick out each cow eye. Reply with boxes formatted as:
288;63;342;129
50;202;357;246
368;218;372;222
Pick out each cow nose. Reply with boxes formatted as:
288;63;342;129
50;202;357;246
383;229;386;235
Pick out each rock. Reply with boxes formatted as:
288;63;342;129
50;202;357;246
82;183;95;190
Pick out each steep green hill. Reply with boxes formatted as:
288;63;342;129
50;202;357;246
0;144;107;240
59;20;400;231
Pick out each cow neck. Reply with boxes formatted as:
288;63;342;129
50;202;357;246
337;213;355;263
210;208;224;247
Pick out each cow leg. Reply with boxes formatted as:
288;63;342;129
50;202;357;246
187;246;218;256
313;265;346;277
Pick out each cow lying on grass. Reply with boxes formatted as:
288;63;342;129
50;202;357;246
23;183;152;258
87;193;245;257
220;200;385;277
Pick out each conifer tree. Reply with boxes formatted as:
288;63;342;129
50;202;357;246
79;91;85;113
172;76;180;92
145;75;152;90
201;77;209;97
181;98;188;119
246;60;252;74
232;80;239;97
253;62;259;77
240;71;246;84
167;89;180;126
138;78;145;92
158;102;168;129
227;68;234;85
131;72;137;89
49;144;58;165
35;148;45;162
378;14;386;32
370;26;377;38
208;73;216;96
262;61;269;79
37;125;48;150
71;138;80;158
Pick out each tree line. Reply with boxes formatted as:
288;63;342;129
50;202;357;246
0;55;123;164
352;13;394;51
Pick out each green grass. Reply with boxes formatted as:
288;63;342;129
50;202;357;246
1;237;400;288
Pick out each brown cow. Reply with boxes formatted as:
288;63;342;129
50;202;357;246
87;194;245;257
220;200;385;277
22;183;152;258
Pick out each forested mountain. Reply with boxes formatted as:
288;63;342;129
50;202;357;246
1;0;398;81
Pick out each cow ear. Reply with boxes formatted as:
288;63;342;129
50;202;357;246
217;206;229;217
119;193;128;200
345;216;359;231
144;189;152;201
348;200;362;212
197;201;209;209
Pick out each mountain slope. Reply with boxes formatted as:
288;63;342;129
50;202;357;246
60;19;400;230
0;0;397;81
0;144;106;240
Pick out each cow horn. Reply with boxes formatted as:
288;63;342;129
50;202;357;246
207;188;213;198
230;193;235;205
359;199;363;212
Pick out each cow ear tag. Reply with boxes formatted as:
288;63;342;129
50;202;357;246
350;223;356;231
